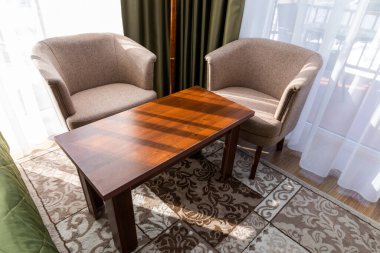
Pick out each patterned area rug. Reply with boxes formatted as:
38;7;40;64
17;141;380;253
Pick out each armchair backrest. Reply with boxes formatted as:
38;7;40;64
248;39;316;99
208;39;320;100
33;33;120;95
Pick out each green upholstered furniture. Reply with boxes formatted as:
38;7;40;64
0;133;58;253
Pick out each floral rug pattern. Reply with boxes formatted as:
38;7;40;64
18;141;380;253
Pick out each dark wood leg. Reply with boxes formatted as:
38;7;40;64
249;146;263;180
277;138;285;151
105;189;137;253
189;150;203;159
78;171;103;219
221;125;240;180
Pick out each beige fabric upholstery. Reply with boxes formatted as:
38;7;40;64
205;38;323;147
31;42;75;118
31;33;157;129
214;87;281;138
67;83;156;129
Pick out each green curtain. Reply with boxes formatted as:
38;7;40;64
120;0;245;96
121;0;170;97
176;0;245;91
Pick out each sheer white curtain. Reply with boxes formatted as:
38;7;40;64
0;0;122;157
240;0;380;202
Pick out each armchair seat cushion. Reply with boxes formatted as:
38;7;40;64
214;87;282;138
67;83;157;129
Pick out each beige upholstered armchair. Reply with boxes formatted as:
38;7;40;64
205;38;323;179
32;33;157;130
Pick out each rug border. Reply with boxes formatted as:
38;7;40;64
260;159;380;230
16;161;69;253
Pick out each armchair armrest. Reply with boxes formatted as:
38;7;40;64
113;34;157;90
275;54;323;135
205;40;251;91
46;79;75;119
31;43;76;119
274;84;300;121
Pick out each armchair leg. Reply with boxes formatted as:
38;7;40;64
276;138;285;151
249;146;263;180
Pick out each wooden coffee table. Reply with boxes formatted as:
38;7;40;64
55;87;254;253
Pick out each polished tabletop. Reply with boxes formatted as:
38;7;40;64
55;87;254;199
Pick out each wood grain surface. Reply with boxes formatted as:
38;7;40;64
55;87;254;200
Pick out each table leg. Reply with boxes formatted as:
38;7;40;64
221;125;240;179
78;171;103;219
105;188;137;253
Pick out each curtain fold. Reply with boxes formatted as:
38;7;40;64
239;0;380;202
120;0;245;95
121;0;170;97
176;0;245;91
